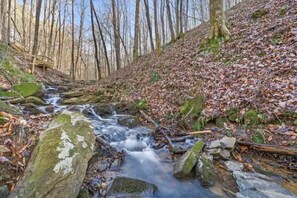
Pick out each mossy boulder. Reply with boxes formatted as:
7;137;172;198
0;90;21;98
12;82;44;98
9;96;45;105
62;94;101;105
0;100;22;115
196;154;215;186
9;112;96;198
62;91;85;98
107;177;157;197
173;141;204;178
181;96;204;117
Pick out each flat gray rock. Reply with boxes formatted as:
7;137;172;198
225;161;243;172
233;171;297;198
220;136;236;150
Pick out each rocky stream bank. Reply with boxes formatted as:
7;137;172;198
0;84;296;198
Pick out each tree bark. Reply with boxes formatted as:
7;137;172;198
31;0;42;73
165;0;175;41
209;0;231;40
143;0;154;51
111;0;121;70
133;0;140;61
71;0;75;80
154;0;161;53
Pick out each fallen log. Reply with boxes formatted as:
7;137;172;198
187;130;212;135
96;136;118;157
237;141;297;157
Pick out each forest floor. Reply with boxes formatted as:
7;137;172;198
91;0;297;148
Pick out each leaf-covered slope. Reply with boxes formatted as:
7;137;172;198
93;0;296;122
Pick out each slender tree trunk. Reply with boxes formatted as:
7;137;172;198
160;0;165;44
133;0;140;60
1;0;8;43
7;0;11;43
22;0;27;45
165;0;175;41
71;0;75;80
154;0;161;53
91;0;110;76
209;0;231;40
90;0;101;79
175;0;179;35
179;0;183;34
31;0;42;73
48;0;56;57
143;0;154;51
111;0;121;70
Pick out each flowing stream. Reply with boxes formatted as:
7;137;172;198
43;86;219;198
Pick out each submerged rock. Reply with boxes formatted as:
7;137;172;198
173;140;204;178
234;171;296;198
0;185;9;198
9;112;95;198
107;177;157;197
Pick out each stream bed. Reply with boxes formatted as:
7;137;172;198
43;86;220;197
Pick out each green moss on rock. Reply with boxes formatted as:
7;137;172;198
181;96;204;117
107;177;157;197
227;108;241;122
0;89;21;98
12;82;43;97
196;154;215;186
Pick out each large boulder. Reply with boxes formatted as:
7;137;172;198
173;140;204;178
107;177;157;197
9;96;45;105
12;82;43;98
9;112;96;198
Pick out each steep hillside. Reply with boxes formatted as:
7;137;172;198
93;0;296;125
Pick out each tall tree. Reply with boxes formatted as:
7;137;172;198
71;0;75;80
154;0;161;53
209;0;231;40
31;0;42;73
111;0;121;70
165;0;175;41
91;0;110;76
133;0;140;60
143;0;154;51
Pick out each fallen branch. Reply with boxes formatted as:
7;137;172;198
187;130;212;135
171;135;193;142
96;136;118;157
139;110;174;151
237;141;297;157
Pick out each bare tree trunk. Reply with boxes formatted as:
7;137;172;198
90;0;101;79
1;0;8;43
7;0;11;43
31;0;42;73
22;0;27;45
175;0;179;35
48;0;56;57
209;0;230;40
165;0;175;41
143;0;154;51
29;0;34;50
154;0;161;53
111;0;121;70
160;0;165;45
91;0;110;76
179;0;183;34
133;0;140;60
71;0;75;80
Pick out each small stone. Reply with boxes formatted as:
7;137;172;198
78;188;89;198
220;136;236;150
207;148;222;157
209;140;221;149
225;161;243;172
220;149;230;159
0;185;9;198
